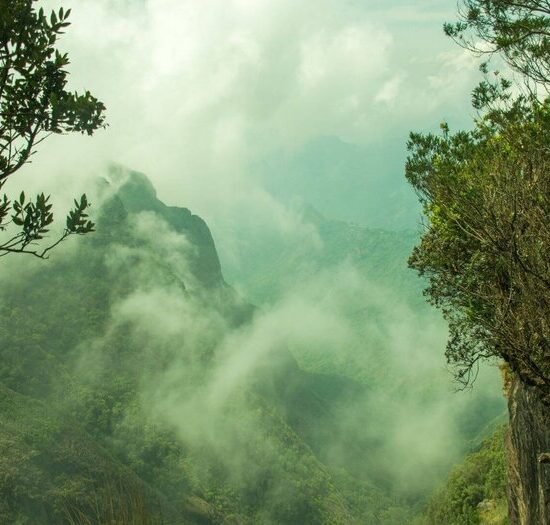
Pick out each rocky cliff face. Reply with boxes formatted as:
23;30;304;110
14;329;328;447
507;375;550;524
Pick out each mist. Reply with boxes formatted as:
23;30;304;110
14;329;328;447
111;250;503;496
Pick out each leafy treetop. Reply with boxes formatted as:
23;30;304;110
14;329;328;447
444;0;550;86
0;0;106;258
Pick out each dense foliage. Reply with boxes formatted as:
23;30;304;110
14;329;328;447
421;426;508;525
407;97;550;397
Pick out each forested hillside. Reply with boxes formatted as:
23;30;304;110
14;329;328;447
0;169;426;524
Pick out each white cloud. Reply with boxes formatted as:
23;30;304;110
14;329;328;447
375;74;403;104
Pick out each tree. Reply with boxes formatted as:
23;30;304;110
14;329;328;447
0;0;106;258
407;98;550;397
444;0;550;86
407;2;550;401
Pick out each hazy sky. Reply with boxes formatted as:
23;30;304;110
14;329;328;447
19;0;483;244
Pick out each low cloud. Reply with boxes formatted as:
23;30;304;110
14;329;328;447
81;219;503;498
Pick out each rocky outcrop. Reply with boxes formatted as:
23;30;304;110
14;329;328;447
507;375;550;524
113;168;224;288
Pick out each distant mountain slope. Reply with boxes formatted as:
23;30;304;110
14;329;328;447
257;136;420;229
226;204;447;388
228;204;422;309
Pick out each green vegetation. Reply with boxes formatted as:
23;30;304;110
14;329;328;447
420;426;508;525
407;2;550;400
0;0;105;258
407;96;550;396
406;2;549;522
